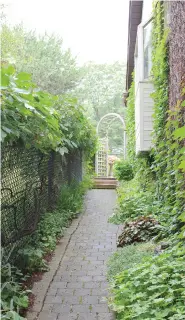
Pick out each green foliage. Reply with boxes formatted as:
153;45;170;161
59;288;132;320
17;176;91;271
17;247;48;273
125;75;136;165
107;242;155;281
1;24;81;95
113;160;134;181
108;5;185;320
1;175;92;318
37;209;77;251
1;249;29;320
73;61;126;121
123;1;185;232
72;61;126;153
109;245;185;320
109;179;159;224
1;64;97;157
117;216;161;247
151;1;185;230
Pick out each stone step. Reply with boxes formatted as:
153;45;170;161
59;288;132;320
93;178;118;189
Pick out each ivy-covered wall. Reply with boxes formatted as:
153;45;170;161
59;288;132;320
126;0;185;230
169;1;185;108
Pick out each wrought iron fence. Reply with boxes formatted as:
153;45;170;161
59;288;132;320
1;141;83;251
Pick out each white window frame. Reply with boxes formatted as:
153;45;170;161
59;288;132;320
135;15;153;83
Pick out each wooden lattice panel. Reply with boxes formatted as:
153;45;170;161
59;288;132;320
96;138;108;177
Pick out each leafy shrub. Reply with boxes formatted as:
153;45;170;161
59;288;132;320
17;179;89;271
113;160;134;181
17;247;48;273
1;64;97;157
35;209;77;252
109;245;185;320
109;176;162;225
109;190;160;225
1;249;29;320
117;216;161;247
107;242;155;281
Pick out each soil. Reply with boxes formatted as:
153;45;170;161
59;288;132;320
21;250;55;316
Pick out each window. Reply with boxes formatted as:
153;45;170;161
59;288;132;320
135;17;153;83
143;19;152;79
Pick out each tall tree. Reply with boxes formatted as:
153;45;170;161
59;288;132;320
72;61;126;122
1;24;81;94
72;61;126;152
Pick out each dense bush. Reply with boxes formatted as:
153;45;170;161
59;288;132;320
107;242;155;281
109;179;160;224
113;160;134;181
109;245;185;320
117;216;161;247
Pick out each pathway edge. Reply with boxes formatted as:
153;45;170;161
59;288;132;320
26;209;85;320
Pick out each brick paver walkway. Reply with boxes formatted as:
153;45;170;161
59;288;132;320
38;189;119;320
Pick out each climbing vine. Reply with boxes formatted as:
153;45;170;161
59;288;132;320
125;1;185;230
125;75;136;166
151;1;185;228
108;2;185;319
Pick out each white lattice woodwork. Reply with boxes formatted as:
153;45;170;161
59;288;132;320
96;138;108;177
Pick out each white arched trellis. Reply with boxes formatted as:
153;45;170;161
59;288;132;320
95;113;127;177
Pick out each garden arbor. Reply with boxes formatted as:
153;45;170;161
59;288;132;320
95;113;126;177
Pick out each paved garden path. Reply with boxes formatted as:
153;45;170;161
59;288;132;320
30;189;119;320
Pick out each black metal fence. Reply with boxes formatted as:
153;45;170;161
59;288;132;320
1;141;83;250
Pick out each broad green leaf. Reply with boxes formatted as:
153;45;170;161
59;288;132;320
1;73;10;87
174;126;185;140
178;212;185;222
178;160;185;171
181;100;185;107
16;72;31;81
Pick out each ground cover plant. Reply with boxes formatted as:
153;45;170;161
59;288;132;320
1;248;30;320
109;244;185;320
109;178;160;224
107;242;155;281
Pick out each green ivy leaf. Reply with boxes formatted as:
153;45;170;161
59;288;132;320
178;160;185;171
16;72;31;81
181;100;185;107
1;73;10;88
173;127;185;140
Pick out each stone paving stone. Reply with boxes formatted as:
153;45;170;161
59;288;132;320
36;190;119;319
77;314;97;320
37;311;58;320
57;314;78;320
98;313;115;320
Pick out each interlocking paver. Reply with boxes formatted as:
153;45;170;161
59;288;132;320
37;190;118;319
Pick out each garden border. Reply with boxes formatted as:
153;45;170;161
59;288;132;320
26;210;85;320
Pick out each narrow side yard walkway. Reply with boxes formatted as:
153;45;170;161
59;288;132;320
31;190;119;320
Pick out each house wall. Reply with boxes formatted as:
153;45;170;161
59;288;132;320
169;1;185;108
